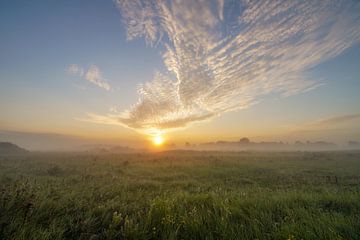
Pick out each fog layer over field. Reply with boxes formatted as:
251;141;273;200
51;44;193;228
1;130;360;152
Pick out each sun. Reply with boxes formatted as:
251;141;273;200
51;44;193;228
153;135;164;146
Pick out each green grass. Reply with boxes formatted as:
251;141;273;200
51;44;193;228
1;151;360;239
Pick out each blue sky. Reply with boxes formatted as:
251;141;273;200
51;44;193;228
0;0;161;136
0;0;359;148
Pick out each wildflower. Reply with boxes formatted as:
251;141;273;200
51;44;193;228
287;234;295;240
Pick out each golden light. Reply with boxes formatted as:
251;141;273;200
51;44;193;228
153;135;164;146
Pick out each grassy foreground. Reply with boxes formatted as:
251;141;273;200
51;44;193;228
1;151;360;239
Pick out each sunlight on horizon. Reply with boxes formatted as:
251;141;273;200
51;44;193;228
152;135;164;146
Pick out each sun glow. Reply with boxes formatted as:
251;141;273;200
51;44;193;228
153;135;164;146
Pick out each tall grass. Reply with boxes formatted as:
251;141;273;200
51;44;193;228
1;151;360;239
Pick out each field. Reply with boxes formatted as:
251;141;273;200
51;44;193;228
1;151;360;240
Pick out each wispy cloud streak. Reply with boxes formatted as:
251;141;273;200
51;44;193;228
67;64;111;91
309;114;360;127
90;0;360;134
284;113;360;136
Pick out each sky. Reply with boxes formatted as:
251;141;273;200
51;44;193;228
0;0;360;150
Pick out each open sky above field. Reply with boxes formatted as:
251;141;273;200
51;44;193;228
1;0;360;149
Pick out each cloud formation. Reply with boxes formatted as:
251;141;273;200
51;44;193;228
67;64;111;91
89;0;360;135
67;64;84;77
310;114;360;127
285;113;360;136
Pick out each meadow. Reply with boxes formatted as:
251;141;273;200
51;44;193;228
1;151;360;240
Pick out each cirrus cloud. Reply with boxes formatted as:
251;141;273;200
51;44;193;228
67;64;111;91
84;0;360;135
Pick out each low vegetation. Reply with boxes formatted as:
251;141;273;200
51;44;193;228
1;151;360;239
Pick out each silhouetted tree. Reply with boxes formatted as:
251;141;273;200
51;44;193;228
239;137;250;144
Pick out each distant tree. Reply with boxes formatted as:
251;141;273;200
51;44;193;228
239;137;250;144
185;142;191;147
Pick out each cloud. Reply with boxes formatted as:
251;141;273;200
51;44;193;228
89;0;360;134
286;113;360;134
66;64;84;77
66;64;111;91
310;114;360;127
85;65;111;91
